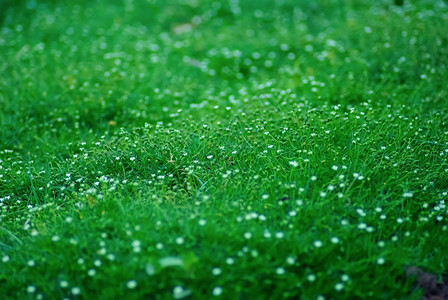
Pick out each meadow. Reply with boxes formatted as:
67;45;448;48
1;0;448;299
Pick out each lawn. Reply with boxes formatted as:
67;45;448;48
1;0;448;299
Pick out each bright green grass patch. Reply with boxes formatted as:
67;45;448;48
1;0;448;299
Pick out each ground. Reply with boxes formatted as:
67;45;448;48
1;0;448;299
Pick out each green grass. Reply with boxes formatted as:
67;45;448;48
1;0;448;299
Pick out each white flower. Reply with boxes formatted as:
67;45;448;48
126;280;137;289
71;287;81;295
212;286;223;296
313;240;323;248
330;237;340;244
275;231;284;239
27;286;36;293
377;257;385;265
173;286;192;299
212;267;222;275
289;161;299;167
403;192;413;198
276;267;285;275
334;283;344;291
307;274;316;282
286;256;296;265
60;280;69;288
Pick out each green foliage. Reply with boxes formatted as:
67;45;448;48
1;0;448;299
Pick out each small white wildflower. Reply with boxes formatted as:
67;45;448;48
244;232;252;239
286;256;296;265
263;231;272;238
307;274;316;282
313;240;323;248
27;286;36;293
377;257;385;265
60;280;69;288
126;280;137;289
176;237;184;245
330;237;340;244
173;286;192;299
334;283;344;291
212;267;222;275
289;161;299;167
276;267;285;275
2;256;10;263
403;192;413;198
212;286;223;296
71;287;81;295
226;257;235;265
275;231;284;239
356;208;366;217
